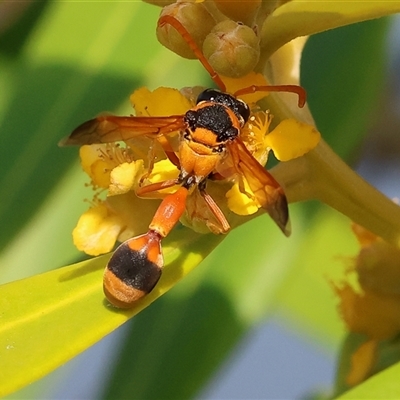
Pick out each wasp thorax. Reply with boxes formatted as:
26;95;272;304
196;89;250;126
203;20;260;78
157;2;216;59
184;102;241;145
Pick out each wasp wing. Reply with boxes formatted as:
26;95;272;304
226;138;290;236
59;114;187;146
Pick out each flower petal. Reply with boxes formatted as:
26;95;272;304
346;339;378;386
221;71;270;103
148;159;180;185
106;192;160;242
336;284;400;340
79;145;112;189
130;86;193;116
73;202;124;256
108;160;144;196
226;181;260;216
263;37;315;124
266;118;320;161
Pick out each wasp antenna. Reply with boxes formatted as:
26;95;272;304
234;84;307;108
158;15;226;92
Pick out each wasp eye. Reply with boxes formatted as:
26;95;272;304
196;88;221;104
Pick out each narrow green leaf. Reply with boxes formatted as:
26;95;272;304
334;333;400;397
0;1;50;58
0;227;223;397
336;361;400;399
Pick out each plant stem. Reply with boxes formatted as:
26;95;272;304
271;139;400;247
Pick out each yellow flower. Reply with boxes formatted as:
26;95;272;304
73;88;189;255
333;222;400;386
335;223;400;338
131;86;192;116
73;202;125;256
73;80;320;250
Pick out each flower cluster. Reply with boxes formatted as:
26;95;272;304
73;82;319;255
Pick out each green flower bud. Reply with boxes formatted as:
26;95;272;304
143;0;176;7
156;2;216;60
202;20;260;78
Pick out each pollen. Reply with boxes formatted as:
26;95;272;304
242;111;272;165
80;144;133;189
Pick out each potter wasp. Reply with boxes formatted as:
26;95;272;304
62;15;306;308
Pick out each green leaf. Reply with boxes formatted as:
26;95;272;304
0;2;50;58
334;333;400;397
336;361;400;399
0;227;223;397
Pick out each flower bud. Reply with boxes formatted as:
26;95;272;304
156;2;216;60
212;0;261;23
143;0;175;7
202;20;260;78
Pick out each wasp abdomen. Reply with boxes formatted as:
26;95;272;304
103;232;163;308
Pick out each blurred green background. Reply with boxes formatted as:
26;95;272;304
0;1;399;398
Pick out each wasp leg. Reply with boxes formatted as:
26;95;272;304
199;182;230;233
136;179;180;197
